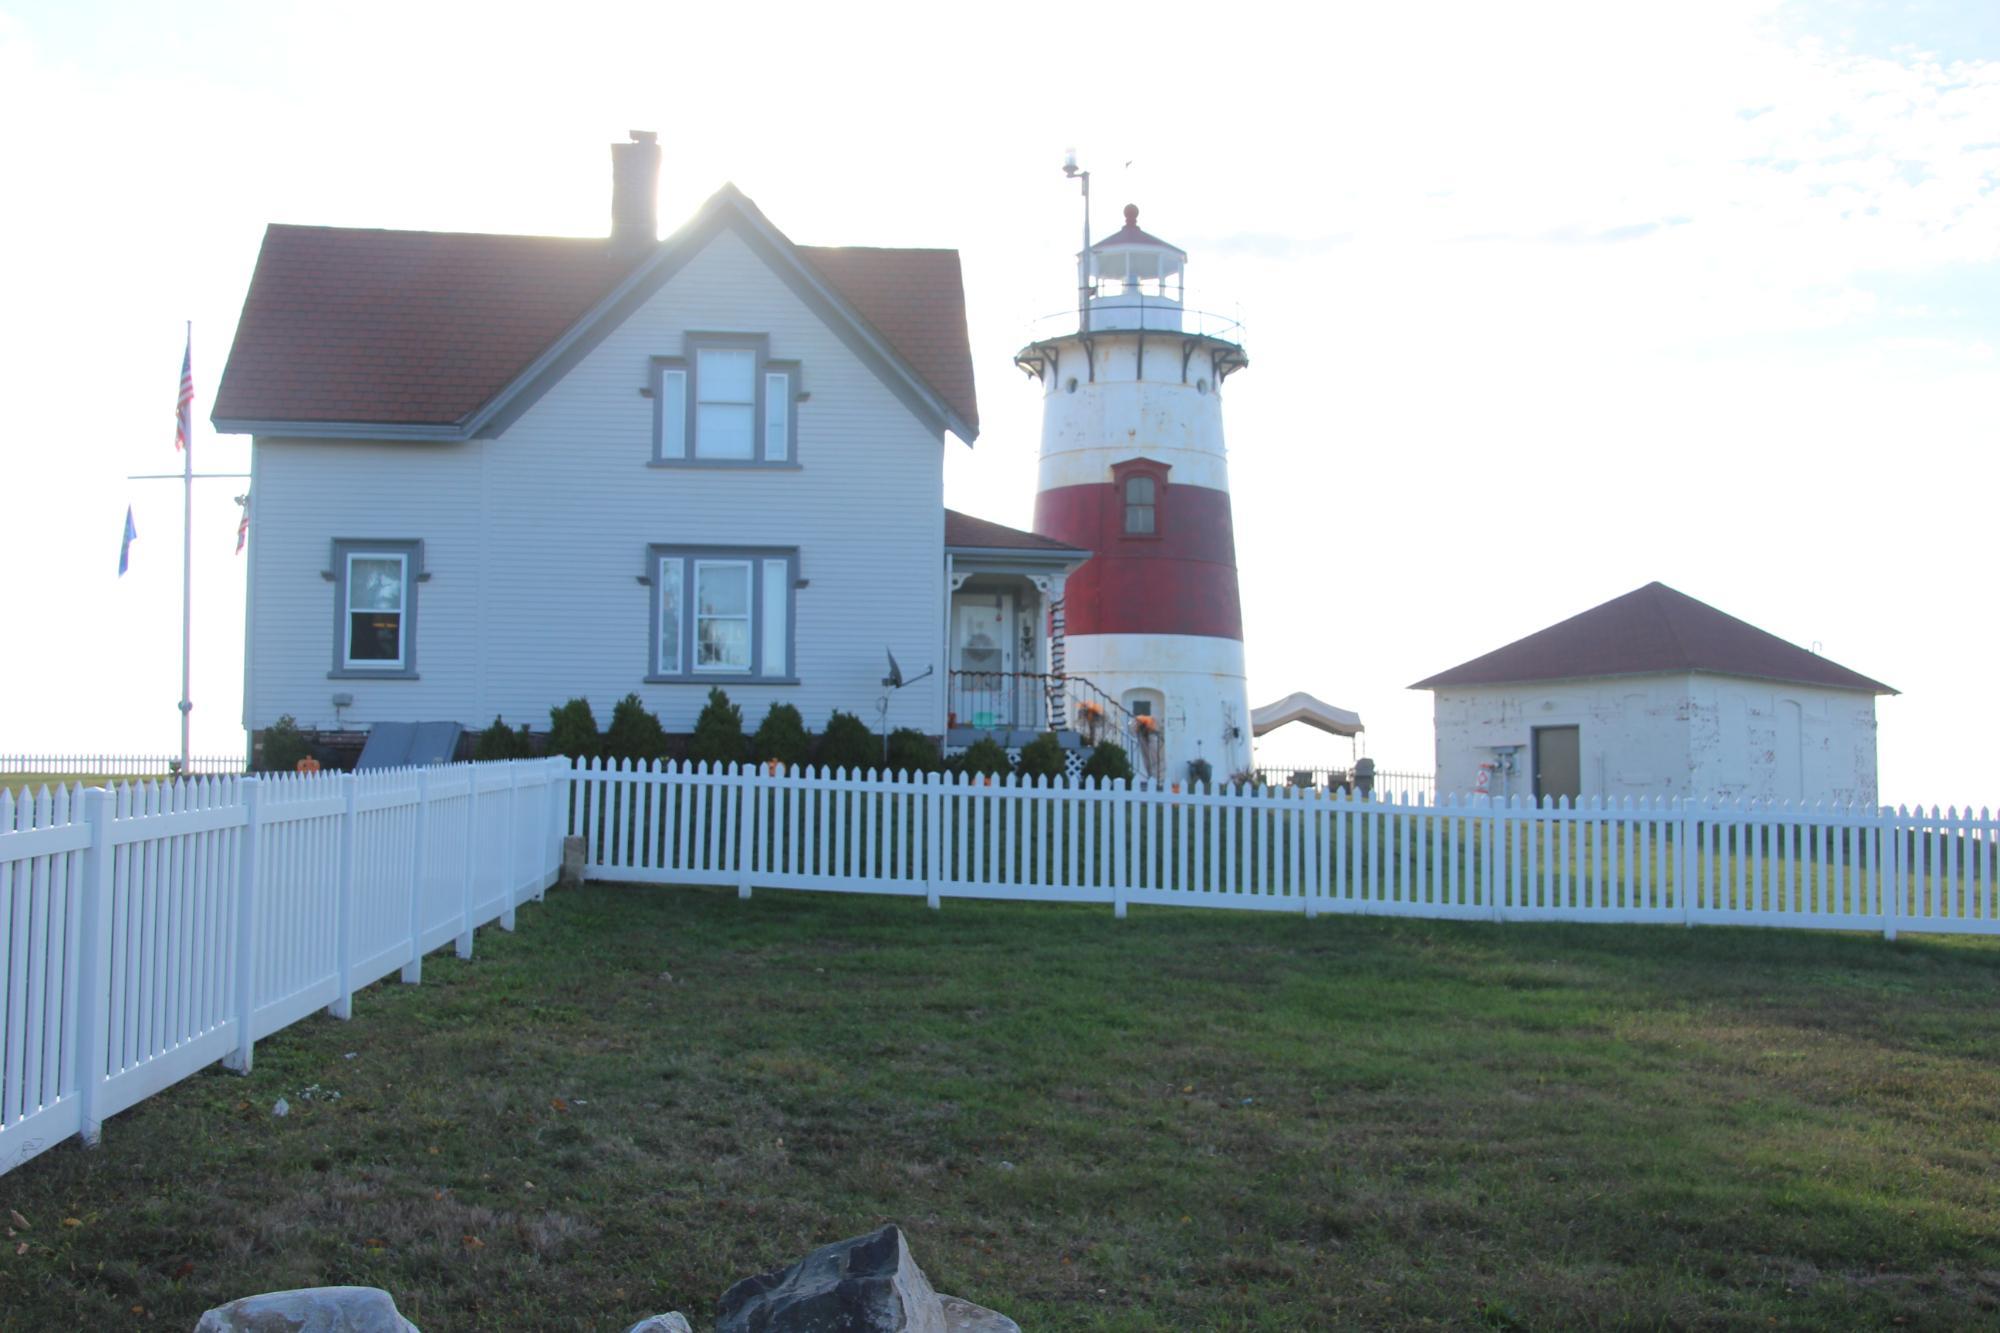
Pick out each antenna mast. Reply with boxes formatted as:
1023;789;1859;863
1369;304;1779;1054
1064;149;1091;334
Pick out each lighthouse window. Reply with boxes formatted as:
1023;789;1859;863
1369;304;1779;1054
1124;475;1157;535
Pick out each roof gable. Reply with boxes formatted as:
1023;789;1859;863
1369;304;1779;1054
213;185;978;441
1410;582;1895;695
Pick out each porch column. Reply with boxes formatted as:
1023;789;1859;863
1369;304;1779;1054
1038;572;1069;731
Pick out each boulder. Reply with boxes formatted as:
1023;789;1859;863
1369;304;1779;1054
623;1317;695;1333
716;1225;943;1332
194;1286;418;1332
940;1294;1021;1332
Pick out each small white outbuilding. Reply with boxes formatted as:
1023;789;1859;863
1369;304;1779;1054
1411;583;1894;805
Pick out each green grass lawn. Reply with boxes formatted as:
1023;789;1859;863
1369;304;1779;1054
4;886;1998;1330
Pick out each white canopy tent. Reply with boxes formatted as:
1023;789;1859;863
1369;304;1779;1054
1250;692;1364;740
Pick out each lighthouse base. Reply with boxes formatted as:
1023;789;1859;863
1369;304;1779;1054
1064;633;1252;783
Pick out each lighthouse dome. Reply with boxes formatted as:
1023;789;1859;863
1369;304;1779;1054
1084;204;1184;330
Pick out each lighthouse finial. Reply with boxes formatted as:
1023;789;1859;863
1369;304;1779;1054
1123;204;1139;225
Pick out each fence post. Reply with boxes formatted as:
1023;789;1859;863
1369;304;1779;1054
735;764;755;900
1487;796;1502;923
225;776;263;1073
545;755;565;898
1884;804;1902;941
925;771;943;911
74;787;116;1145
403;768;430;984
328;772;359;1019
457;770;479;959
501;763;519;931
1110;779;1128;920
1302;788;1321;919
1678;798;1694;929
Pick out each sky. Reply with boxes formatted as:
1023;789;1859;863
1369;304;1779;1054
0;0;1994;802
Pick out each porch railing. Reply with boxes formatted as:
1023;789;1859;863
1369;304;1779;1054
947;670;1156;758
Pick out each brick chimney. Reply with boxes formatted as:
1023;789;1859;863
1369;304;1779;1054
610;130;660;248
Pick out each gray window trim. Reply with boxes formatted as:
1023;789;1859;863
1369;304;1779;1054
645;543;799;684
328;538;423;680
649;333;801;467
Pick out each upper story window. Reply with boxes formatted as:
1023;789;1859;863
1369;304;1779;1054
1123;475;1156;535
649;544;797;683
653;334;799;467
330;538;423;679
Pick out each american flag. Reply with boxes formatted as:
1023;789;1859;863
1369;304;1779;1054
173;329;193;452
236;496;250;554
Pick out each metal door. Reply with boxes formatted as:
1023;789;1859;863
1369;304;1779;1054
1532;725;1581;804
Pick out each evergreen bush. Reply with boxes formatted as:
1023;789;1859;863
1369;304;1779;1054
816;710;877;774
474;715;531;761
957;736;1013;779
750;702;812;768
687;688;747;767
604;693;670;764
1015;732;1067;782
885;728;940;775
1081;741;1134;784
257;715;311;773
545;698;602;760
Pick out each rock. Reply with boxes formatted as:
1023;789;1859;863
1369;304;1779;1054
623;1316;694;1333
716;1224;944;1332
194;1285;418;1332
940;1295;1021;1332
560;835;586;886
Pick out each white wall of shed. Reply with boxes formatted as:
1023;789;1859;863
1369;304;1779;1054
1431;673;1879;804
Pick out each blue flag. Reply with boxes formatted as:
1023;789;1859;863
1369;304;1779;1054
119;505;137;576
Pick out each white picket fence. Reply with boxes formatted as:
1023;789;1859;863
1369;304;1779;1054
0;754;248;777
569;760;2000;936
0;757;567;1176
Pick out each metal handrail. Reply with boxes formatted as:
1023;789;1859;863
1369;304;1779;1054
1021;303;1246;345
947;669;1156;757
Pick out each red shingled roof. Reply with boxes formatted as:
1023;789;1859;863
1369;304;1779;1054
945;509;1086;554
214;206;979;433
1411;582;1895;695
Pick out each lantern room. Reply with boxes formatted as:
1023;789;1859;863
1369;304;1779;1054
1083;205;1186;331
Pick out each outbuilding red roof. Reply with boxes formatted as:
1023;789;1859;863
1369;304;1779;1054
1410;582;1895;695
945;509;1087;554
213;204;979;434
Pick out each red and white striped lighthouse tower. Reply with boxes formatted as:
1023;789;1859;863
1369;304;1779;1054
1023;201;1252;781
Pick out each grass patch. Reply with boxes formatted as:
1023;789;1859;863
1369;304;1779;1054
3;887;1999;1329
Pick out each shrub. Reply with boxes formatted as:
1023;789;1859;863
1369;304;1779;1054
546;698;601;760
257;715;311;773
687;688;747;767
473;715;531;761
751;702;812;768
1081;741;1134;784
957;736;1013;779
604;693;670;765
885;728;940;775
816;710;877;774
1015;732;1067;782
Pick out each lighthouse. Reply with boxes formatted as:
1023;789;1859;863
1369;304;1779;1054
1022;200;1253;782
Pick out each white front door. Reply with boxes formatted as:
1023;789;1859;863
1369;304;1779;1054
953;592;1016;728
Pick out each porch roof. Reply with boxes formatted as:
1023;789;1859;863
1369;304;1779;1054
945;509;1089;560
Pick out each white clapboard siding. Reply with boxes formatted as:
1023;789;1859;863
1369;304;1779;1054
570;761;2000;937
250;224;946;742
0;758;567;1177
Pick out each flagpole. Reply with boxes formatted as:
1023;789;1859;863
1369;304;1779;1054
179;320;193;774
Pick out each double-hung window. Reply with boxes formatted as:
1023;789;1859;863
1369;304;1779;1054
330;538;422;678
1123;475;1156;535
650;545;797;682
653;334;798;465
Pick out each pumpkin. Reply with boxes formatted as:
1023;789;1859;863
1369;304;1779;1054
295;756;322;774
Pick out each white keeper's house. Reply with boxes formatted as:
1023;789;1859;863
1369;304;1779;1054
1412;582;1895;806
215;133;1112;765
